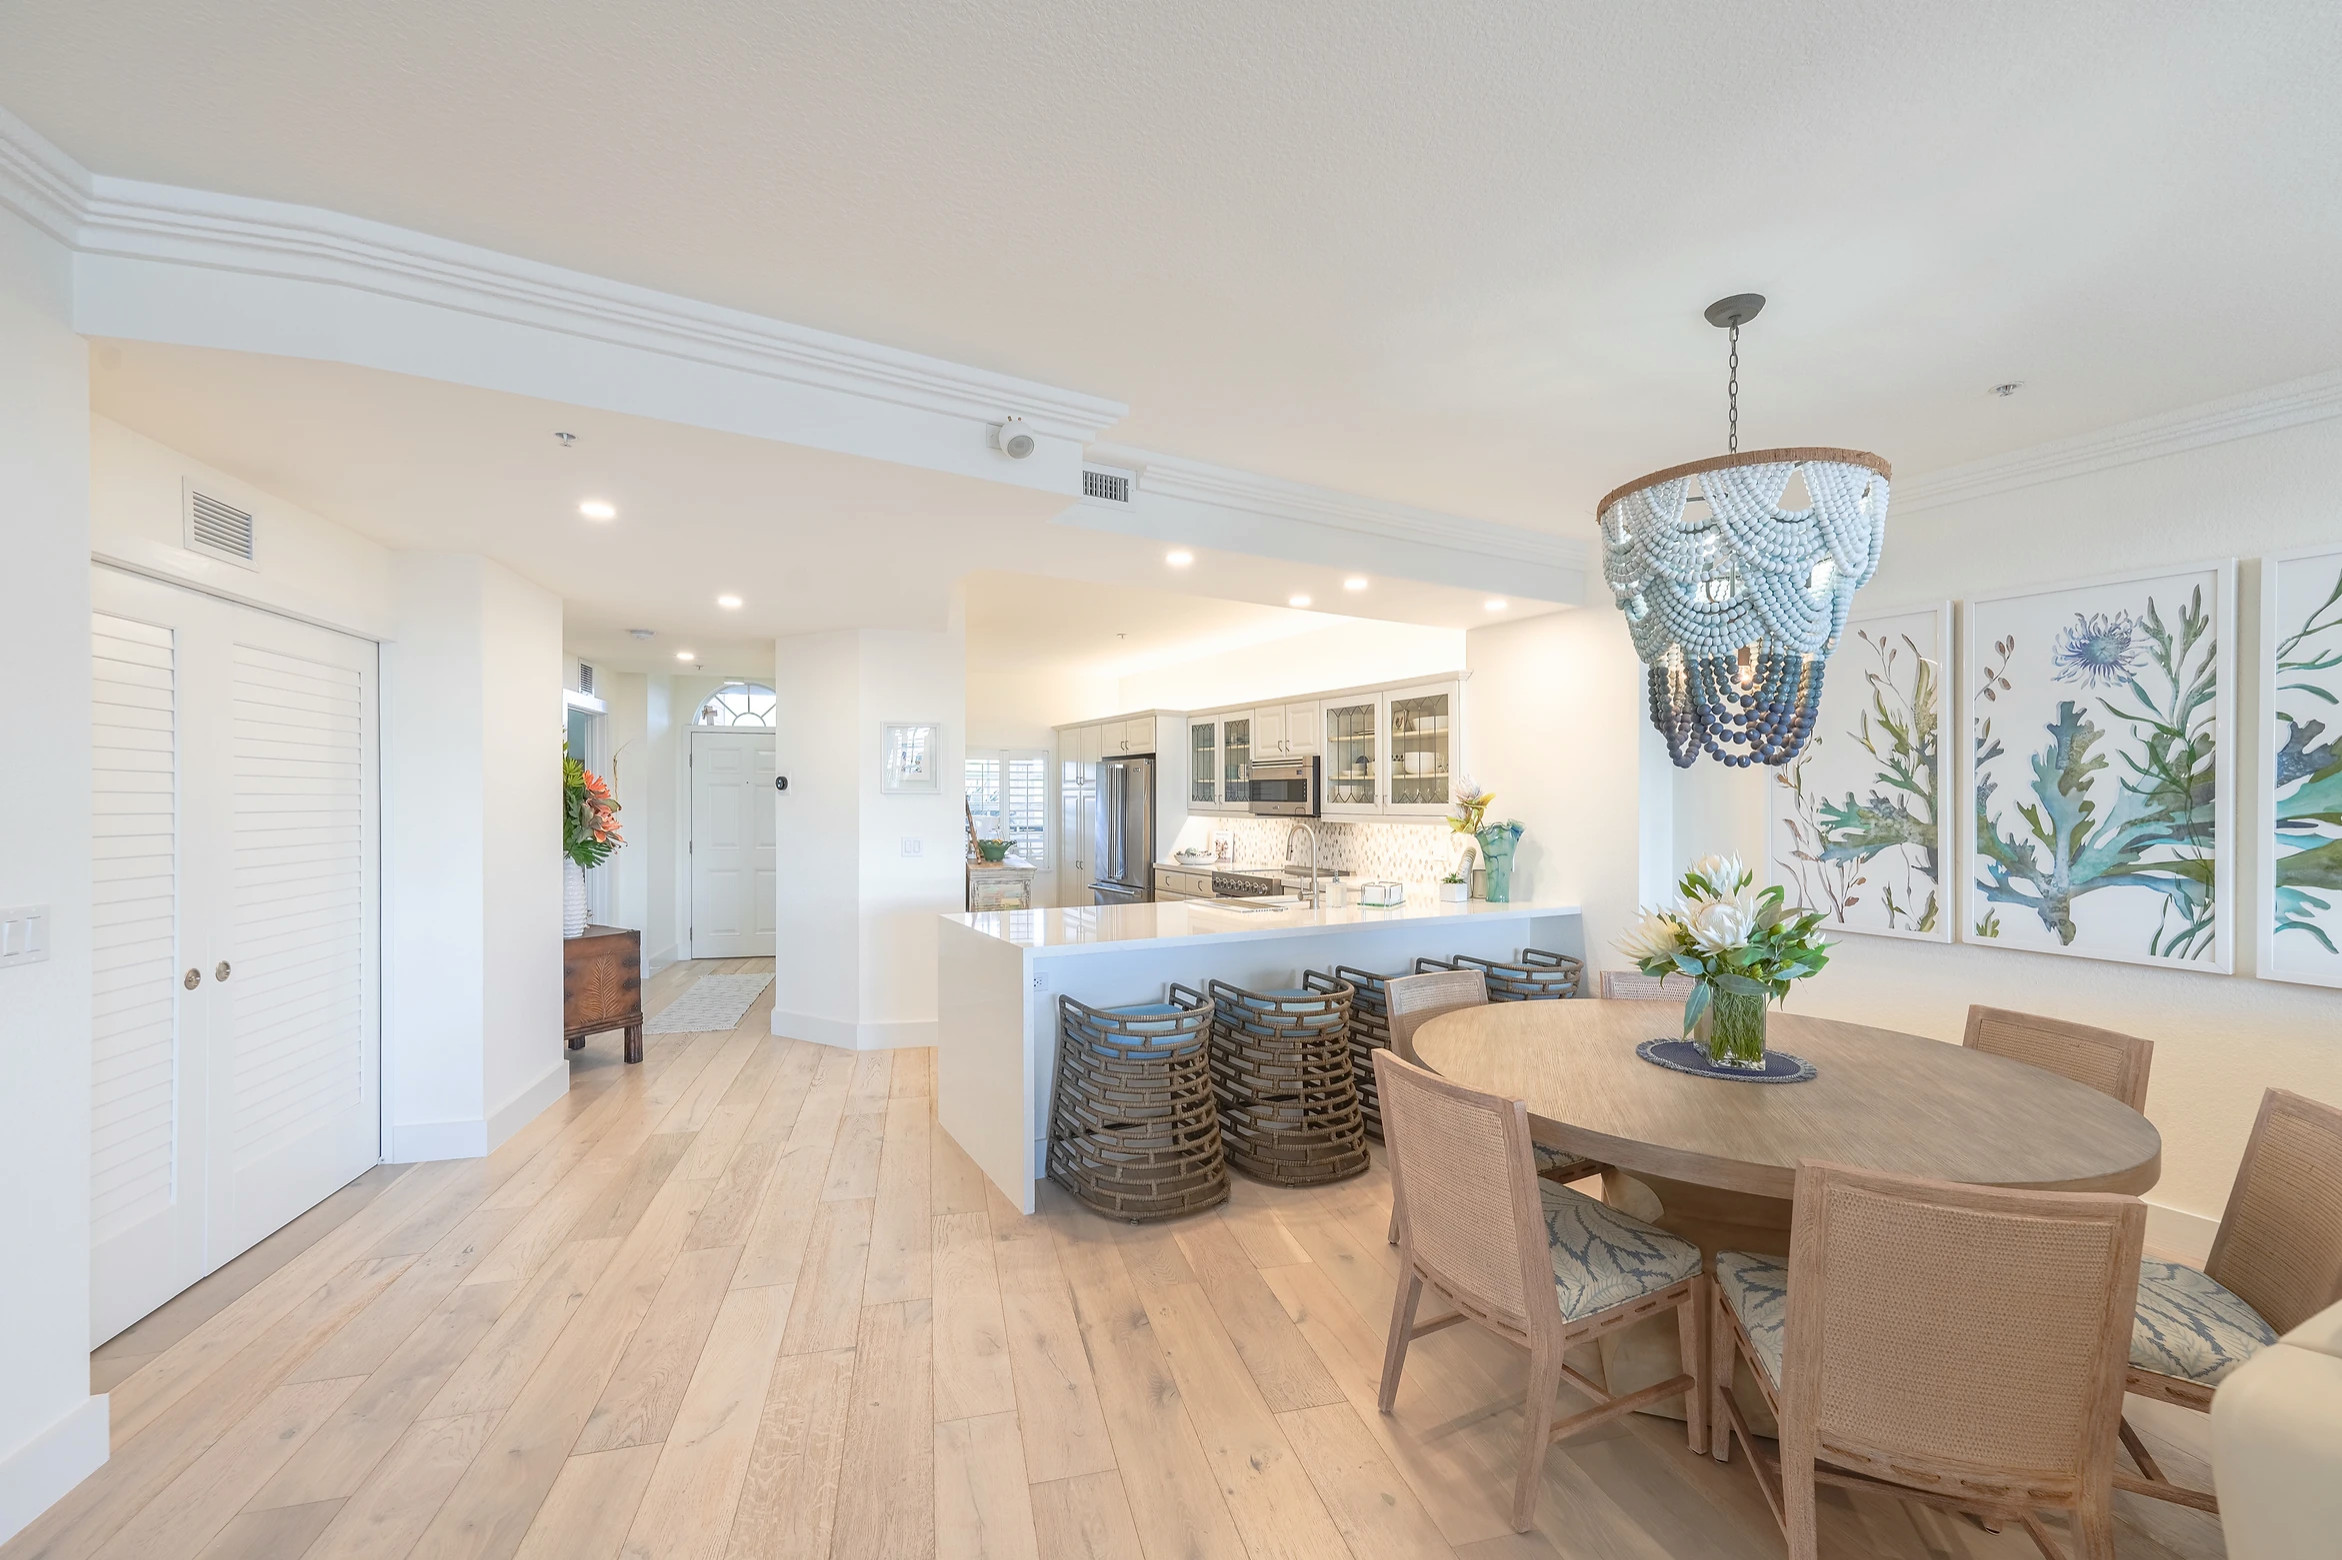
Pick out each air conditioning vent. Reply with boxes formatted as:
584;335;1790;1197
184;484;258;568
578;661;596;696
1082;468;1132;503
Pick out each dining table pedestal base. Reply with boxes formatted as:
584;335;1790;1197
1593;1168;1789;1438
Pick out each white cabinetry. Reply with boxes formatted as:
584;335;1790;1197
1321;693;1382;816
1193;676;1466;819
1382;680;1459;815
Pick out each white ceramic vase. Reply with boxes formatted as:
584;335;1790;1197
563;857;588;938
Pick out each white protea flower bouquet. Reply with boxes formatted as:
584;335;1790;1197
1618;855;1832;1044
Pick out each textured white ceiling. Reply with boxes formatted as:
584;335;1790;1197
11;1;2340;534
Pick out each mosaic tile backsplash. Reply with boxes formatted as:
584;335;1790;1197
1165;816;1474;885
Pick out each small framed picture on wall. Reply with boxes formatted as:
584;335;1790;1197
881;722;941;793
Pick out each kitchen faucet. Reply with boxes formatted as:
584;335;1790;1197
1287;821;1321;909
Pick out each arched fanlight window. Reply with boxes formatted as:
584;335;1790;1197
695;681;777;728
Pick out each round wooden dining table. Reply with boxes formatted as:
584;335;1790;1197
1412;998;2163;1423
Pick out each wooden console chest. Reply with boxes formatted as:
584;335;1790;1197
564;924;646;1063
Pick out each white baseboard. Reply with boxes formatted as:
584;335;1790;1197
646;943;679;976
0;1395;107;1547
486;1057;571;1153
770;1008;937;1052
2146;1199;2219;1266
385;1116;486;1163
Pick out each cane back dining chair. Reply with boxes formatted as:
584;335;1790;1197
1598;968;1697;1002
1963;1005;2153;1112
1382;969;1600;1244
1371;1051;1706;1533
2120;1087;2342;1512
1710;1162;2145;1559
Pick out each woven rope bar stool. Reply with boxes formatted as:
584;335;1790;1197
1206;977;1370;1186
1305;965;1398;1141
1449;947;1585;1002
1047;986;1228;1222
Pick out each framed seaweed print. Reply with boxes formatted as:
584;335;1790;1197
2259;545;2342;987
1768;602;1951;941
1965;561;2235;972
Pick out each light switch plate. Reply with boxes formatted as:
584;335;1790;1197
0;906;51;968
900;837;923;857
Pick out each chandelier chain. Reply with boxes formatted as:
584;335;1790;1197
1726;323;1740;453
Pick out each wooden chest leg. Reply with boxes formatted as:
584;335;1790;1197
568;1033;585;1051
625;1024;644;1064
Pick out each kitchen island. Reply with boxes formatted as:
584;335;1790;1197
937;896;1581;1211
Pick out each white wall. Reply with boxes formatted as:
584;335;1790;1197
1591;415;2342;1256
384;554;567;1158
772;622;966;1048
1117;618;1464;712
0;202;107;1546
89;416;393;636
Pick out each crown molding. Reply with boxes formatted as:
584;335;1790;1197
1085;443;1587;572
1895;368;2342;514
0;104;1126;444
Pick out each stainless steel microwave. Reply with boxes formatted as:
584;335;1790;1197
1247;754;1321;817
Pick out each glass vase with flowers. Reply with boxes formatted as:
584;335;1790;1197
1616;855;1830;1069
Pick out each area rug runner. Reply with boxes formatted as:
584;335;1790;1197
645;973;774;1034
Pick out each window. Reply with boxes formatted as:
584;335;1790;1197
965;748;1049;867
696;681;776;727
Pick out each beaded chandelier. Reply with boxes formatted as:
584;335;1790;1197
1597;296;1890;769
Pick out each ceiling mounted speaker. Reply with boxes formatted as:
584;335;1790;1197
989;417;1036;460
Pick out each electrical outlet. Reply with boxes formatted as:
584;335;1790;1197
0;906;51;968
1030;967;1051;992
901;836;923;858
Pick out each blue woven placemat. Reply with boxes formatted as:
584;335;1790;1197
1636;1037;1817;1085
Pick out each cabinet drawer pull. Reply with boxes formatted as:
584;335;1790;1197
183;967;202;990
216;961;232;982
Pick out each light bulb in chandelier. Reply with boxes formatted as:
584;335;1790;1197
1597;294;1890;769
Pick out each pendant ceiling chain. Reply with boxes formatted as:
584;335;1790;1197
1726;322;1740;452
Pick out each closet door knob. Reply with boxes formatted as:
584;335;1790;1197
216;961;233;983
183;968;202;990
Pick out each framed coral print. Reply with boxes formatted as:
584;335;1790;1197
881;722;941;793
1768;602;1951;941
1965;561;2234;971
2259;546;2342;987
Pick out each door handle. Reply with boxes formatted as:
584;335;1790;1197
183;967;202;990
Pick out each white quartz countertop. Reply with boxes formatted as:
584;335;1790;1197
944;896;1579;958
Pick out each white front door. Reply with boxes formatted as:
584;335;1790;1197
690;728;777;957
91;568;381;1342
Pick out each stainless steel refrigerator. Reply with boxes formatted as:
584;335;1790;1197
1090;754;1156;905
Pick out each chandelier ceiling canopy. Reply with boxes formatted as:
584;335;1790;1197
1598;296;1890;769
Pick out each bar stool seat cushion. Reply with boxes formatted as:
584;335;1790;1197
2133;1258;2277;1385
1541;1182;1701;1322
1715;1249;1790;1385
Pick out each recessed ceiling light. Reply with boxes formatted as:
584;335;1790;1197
675;650;696;661
1289;594;1313;608
1343;577;1368;591
716;594;743;610
579;499;617;520
1484;598;1508;612
1166;549;1194;567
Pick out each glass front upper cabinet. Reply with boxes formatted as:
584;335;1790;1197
1189;720;1217;806
1385;685;1453;813
1222;715;1252;807
1321;699;1379;813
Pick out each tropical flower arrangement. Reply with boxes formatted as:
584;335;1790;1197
1449;778;1494;837
564;750;624;868
1617;854;1831;1068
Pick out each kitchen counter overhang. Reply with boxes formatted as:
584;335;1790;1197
936;897;1583;1211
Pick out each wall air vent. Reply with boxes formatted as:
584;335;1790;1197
183;482;259;569
1082;468;1133;503
578;661;596;696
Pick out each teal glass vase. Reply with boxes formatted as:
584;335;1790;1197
1696;985;1769;1070
1475;822;1523;903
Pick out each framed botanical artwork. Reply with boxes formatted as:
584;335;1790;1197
2259;545;2342;987
880;722;940;794
1965;561;2235;971
1768;602;1951;941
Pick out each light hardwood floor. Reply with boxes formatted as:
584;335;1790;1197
22;958;2226;1560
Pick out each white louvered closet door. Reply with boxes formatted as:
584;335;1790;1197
89;568;379;1343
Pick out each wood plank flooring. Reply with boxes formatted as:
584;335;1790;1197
28;957;2227;1560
